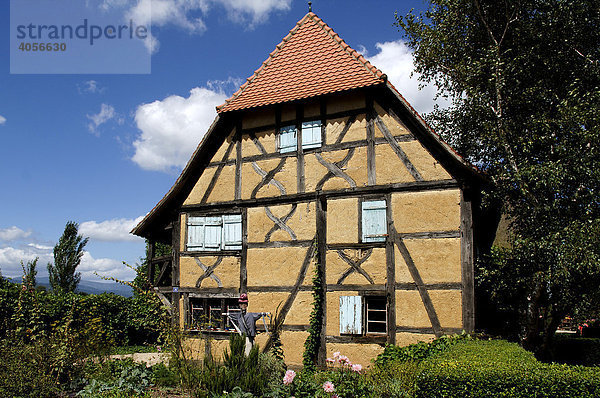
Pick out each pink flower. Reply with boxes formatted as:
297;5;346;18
283;369;296;385
332;351;341;359
338;355;351;365
326;357;335;364
156;346;161;352
323;381;335;393
352;363;363;373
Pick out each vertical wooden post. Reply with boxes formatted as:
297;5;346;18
235;120;242;200
147;240;155;286
172;214;181;327
460;189;475;333
316;193;327;365
385;193;396;345
240;207;248;294
366;95;376;186
296;104;305;193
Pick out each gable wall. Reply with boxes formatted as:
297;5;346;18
176;91;470;367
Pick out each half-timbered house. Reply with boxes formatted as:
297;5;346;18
132;11;487;366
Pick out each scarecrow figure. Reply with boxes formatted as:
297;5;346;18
228;293;269;355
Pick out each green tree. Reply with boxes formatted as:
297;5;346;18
21;257;38;288
396;0;600;357
47;222;89;294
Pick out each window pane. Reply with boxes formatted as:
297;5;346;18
302;120;321;149
279;125;297;153
362;200;387;242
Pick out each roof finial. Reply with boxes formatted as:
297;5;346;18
308;1;312;12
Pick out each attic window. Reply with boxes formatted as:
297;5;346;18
278;120;322;153
186;214;242;251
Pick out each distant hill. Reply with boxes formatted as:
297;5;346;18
8;276;133;297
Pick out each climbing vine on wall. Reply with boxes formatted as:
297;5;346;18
303;244;323;372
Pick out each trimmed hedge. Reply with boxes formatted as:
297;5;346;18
416;340;600;397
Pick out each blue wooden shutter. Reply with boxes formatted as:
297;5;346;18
222;214;242;250
187;216;205;251
204;216;222;250
302;120;321;149
279;125;297;153
362;200;387;242
340;296;363;334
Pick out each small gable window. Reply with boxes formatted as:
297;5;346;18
187;214;242;251
301;120;322;149
361;200;387;242
278;125;297;153
278;120;322;153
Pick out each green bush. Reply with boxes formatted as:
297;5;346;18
416;340;600;397
374;333;471;367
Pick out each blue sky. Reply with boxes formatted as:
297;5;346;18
0;0;445;282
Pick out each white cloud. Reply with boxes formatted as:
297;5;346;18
366;40;450;115
132;86;227;172
0;226;32;241
79;80;105;94
0;245;53;278
216;0;292;27
80;216;145;242
0;115;6;125
100;0;290;53
79;251;136;281
87;103;122;135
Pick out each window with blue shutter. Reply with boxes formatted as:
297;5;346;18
361;200;387;242
222;214;242;250
187;217;205;250
279;125;297;153
340;296;363;334
186;214;242;251
301;120;322;149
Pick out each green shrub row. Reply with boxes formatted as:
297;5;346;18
416;340;600;398
374;333;472;366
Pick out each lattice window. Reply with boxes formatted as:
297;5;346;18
189;297;241;332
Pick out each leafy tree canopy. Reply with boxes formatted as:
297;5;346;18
396;0;600;356
48;221;89;294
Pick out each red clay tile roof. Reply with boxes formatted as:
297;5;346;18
217;12;386;113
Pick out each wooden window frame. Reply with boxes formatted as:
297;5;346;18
277;120;323;153
187;296;241;332
339;294;388;335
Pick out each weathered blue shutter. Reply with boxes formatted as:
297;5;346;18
222;214;242;250
187;216;204;251
302;120;321;149
340;296;363;334
279;125;297;153
362;200;387;242
204;216;222;250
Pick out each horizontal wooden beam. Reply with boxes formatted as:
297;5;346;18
181;179;459;211
248;240;313;249
326;335;387;344
396;326;464;334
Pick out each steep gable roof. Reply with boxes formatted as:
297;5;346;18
217;12;386;113
132;12;487;239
